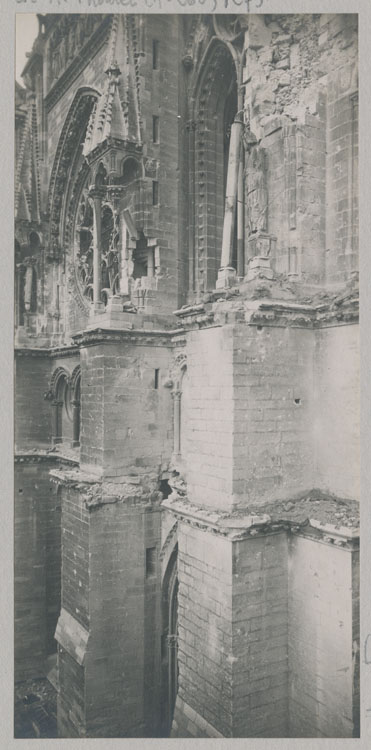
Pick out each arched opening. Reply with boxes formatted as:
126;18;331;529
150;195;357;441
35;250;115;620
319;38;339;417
95;161;107;188
193;41;238;292
48;87;99;280
71;367;81;448
161;545;179;736
120;157;140;186
51;369;73;446
29;231;40;252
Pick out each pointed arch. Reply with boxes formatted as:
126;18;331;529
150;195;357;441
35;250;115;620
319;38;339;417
70;365;81;399
189;38;239;292
50;366;70;399
47;87;101;260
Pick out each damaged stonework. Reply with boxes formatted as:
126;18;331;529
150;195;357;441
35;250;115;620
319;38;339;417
50;466;164;510
55;608;89;666
162;491;359;545
174;273;359;331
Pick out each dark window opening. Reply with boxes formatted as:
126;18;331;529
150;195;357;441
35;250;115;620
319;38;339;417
146;547;157;577
95;161;107;188
159;479;171;499
152;115;159;143
133;233;148;279
152;180;159;206
29;232;40;252
152;40;159;70
30;269;37;313
154;369;160;389
121;157;140;186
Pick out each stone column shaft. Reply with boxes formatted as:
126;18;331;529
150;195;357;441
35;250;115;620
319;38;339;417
52;400;62;443
220;119;243;270
92;193;102;310
72;400;80;446
173;391;181;456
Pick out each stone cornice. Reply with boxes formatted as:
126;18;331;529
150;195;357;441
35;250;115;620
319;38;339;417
162;496;359;548
85;137;143;166
49;465;164;511
174;291;359;331
15;345;80;358
15;449;79;467
72;326;182;349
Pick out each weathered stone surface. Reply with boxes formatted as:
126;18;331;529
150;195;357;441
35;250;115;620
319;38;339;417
14;11;359;741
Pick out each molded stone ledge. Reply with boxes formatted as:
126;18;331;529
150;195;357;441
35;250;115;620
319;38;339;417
55;608;89;667
15;449;79;466
162;495;359;546
71;326;181;348
15;344;80;358
50;466;164;510
173;279;359;331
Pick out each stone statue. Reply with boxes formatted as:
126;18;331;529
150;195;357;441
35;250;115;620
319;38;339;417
245;145;268;235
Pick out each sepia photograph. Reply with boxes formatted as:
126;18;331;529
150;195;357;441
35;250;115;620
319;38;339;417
14;9;360;740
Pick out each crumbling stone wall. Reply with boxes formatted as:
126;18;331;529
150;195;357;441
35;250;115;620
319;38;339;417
244;14;358;285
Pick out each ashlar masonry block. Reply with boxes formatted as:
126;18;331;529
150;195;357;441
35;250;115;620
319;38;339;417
184;322;315;511
172;522;289;738
57;482;163;738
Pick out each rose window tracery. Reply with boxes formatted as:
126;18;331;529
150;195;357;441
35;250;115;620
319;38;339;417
75;183;94;302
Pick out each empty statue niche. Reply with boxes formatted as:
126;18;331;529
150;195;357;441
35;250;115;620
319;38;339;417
194;42;238;289
55;373;74;446
223;78;238;270
51;367;81;448
120;156;140;188
95;161;107;188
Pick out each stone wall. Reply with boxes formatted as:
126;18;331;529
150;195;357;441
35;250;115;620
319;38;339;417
244;13;358;286
173;523;358;738
314;324;359;500
15;354;51;450
184;322;315;511
80;338;173;479
15;460;61;681
173;524;289;738
288;533;357;737
57;482;163;738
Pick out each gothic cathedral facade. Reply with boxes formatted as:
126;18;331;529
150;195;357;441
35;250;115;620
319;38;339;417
15;13;359;738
